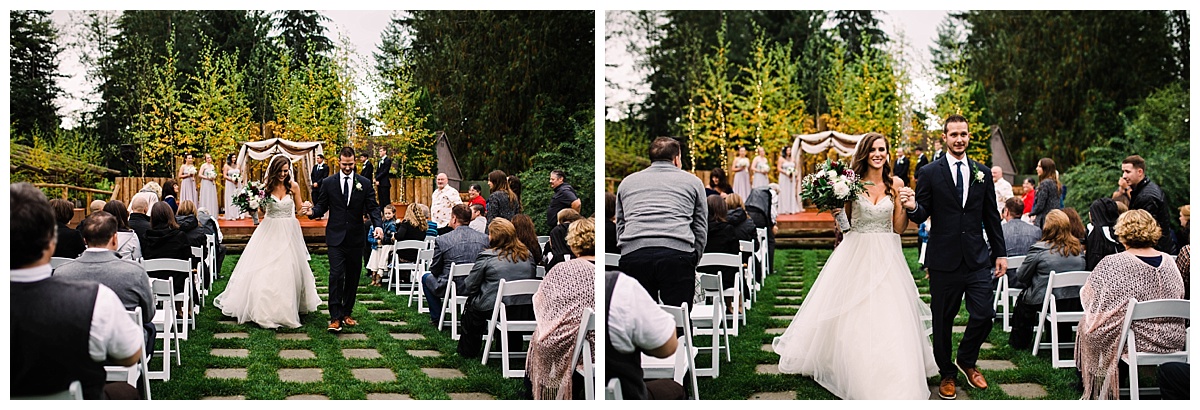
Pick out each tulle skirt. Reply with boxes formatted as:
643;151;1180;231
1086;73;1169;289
199;180;219;216
778;173;800;214
733;170;751;199
772;231;937;400
214;215;320;329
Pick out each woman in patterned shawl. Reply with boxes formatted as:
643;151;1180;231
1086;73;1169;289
525;217;595;399
1075;209;1186;399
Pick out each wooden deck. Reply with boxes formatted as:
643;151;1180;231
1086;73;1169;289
220;215;329;253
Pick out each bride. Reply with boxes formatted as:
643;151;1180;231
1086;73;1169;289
772;133;937;399
214;155;320;329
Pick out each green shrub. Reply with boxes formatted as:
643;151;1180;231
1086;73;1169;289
517;110;596;235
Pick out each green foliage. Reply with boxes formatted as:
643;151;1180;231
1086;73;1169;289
517;111;596;235
131;34;186;176
10;128;108;190
372;63;437;177
929;16;991;164
9;10;63;139
183;38;252;163
1061;82;1189;227
603;118;651;179
820;38;900;138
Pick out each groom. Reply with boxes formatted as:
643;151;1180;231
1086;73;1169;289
902;114;1006;400
305;146;383;332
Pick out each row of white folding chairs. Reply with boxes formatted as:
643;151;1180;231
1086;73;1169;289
993;255;1027;332
640;303;701;400
389;239;436;295
1031;270;1091;368
143;259;191;382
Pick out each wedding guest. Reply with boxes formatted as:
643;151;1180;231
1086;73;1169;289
526;217;596;399
1084;198;1124;271
993;166;1014;216
457;218;537;358
1007;210;1085;350
509;175;523;203
54;211;156;353
1021;177;1037;217
468;203;487;233
89;199;106;214
700;194;739;291
487;170;521;226
931;139;945;161
375;147;393;211
1177;245;1190;300
1063;207;1087;244
196;206;226;281
706;167;732;198
1112;175;1132;207
175;200;211;254
423;204;489;325
731;146;751;199
1123;155;1176;253
544;209;583;270
746;185;778;276
431;173;463;234
546;169;582;230
1076;209;1186;399
512;214;543;266
605;270;684;400
103;200;142;261
10;183;142;400
136;182;160;209
161;179;179;213
197;154;220;218
914;146;929;176
604;192;618;255
894;147;911;187
1176;205;1189;249
1002;197;1041;259
177;153;198;205
128;194;153;246
467;183;487;211
1157;362;1190;400
50;198;86;259
358;152;374;187
751;146;770;188
616;137;707;308
1029;158;1063;228
393;203;430;263
308;154;328;209
143;202;192;297
725;193;756;243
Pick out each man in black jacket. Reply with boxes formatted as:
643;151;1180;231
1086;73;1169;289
375;147;393;212
310;154;329;219
1123;154;1176;253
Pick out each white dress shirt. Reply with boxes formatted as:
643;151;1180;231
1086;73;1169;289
948;156;970;208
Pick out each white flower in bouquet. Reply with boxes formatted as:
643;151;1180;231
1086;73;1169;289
832;181;851;199
183;164;197;175
755;161;770;173
248;197;260;209
230;170;242;184
203;168;217;179
826;170;837;180
784;165;796;177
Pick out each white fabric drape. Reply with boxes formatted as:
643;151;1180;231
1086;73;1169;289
789;132;866;182
235;138;325;202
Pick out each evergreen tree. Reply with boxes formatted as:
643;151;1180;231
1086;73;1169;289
271;10;332;67
9;10;64;139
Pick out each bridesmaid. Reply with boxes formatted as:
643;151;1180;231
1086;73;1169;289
777;146;800;214
198;153;220;217
177;152;198;205
223;154;243;220
751;146;770;188
732;146;751;199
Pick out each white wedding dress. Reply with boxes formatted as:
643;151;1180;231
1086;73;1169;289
772;194;937;400
214;193;320;329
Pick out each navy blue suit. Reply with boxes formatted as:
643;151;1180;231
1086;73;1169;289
310;171;382;321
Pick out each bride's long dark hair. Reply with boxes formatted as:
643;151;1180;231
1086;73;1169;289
850;132;896;198
265;155;292;194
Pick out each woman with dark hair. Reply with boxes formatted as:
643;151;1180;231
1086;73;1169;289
161;179;179;213
177;152;198;205
1028;158;1063;228
700;194;739;289
1021;177;1037;217
511;214;543;266
1084;198;1124;271
486;170;521;225
457;218;536;358
143;201;192;296
1061;207;1087;244
213;155;320;328
467;184;487;210
706;167;732;198
544;209;583;270
104;200;142;261
49;198;86;258
508;175;523;202
1007;210;1086;350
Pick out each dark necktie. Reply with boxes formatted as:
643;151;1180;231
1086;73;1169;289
955;162;965;205
344;175;351;206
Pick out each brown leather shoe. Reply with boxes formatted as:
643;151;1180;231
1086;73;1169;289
958;363;988;389
938;377;957;400
327;319;341;332
342;317;358;327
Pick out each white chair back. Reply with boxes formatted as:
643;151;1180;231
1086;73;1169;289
604;253;621;268
1031;270;1090;367
605;377;622;400
690;272;728;377
105;307;151;399
641;303;699;400
569;308;597;400
481;278;542;377
439;262;475;340
1117;298;1190;400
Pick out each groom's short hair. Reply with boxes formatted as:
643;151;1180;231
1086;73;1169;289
943;114;968;134
339;146;355;159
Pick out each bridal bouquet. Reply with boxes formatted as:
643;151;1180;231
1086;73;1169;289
233;181;274;213
800;159;870;232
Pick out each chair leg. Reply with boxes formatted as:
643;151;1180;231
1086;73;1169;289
1050;315;1060;366
481;316;497;365
1031;316;1045;356
500;322;512;377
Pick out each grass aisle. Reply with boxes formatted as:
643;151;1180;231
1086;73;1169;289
148;254;524;400
697;248;1082;400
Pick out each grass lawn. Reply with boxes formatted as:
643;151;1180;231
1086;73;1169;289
693;247;1084;400
147;254;525;399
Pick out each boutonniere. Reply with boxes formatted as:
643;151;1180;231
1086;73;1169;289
355;182;363;191
973;169;985;184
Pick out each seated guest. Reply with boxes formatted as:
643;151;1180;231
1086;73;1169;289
1084;198;1124;271
1007;210;1086;350
393;203;431;263
543;208;583;270
1001;196;1041;279
467;184;487;211
423;204;489;325
469;203;487;233
604;192;618;255
605;269;685;400
160;180;179;213
127;193;154;245
1062;207;1087;245
10;183;142;400
1157;362;1190;400
1177;245;1190;300
103;200;142;261
1176;205;1190;249
699;195;739;291
196;206;226;279
89;199;106;214
724;193;756;243
174;201;212;275
50;198;86;259
526;217;596;399
142;202;193;300
1076;209;1186;399
746;185;778;276
512;214;543;265
705;167;732;198
458;218;537;358
54;211;157;353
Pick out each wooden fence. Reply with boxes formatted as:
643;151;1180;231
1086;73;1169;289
113;176;437;211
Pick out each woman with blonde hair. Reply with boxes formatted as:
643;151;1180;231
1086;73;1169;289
393;203;431;263
458;218;536;358
1007;209;1086;349
526;218;595;399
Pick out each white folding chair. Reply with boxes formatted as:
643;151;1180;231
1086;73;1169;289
204;233;216;289
409;248;436;313
1031;270;1090;368
570;308;596;400
689;272;730;378
105;307;151;400
739;240;758;304
1117;298;1190;400
537;235;550;250
605;378;622;400
755;227;769;277
190;246;207;308
391;240;427;295
481;279;542;378
994;255;1026;332
438;262;474;340
147;277;180;380
641;303;700;400
50;257;73;270
17;380;84;400
698;252;745;334
604;253;621;269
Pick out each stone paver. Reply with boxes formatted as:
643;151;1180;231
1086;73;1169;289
279;368;323;383
379;321;407;326
217;320;238;325
448;393;494;400
770;316;793;321
206;368;248;379
277;333;311;341
952;326;967;333
775;305;801;310
755;364;781;374
280;349;316;359
391;333;425;340
343;348;383;359
761;344;776;353
360;300;385;304
352;368;396;382
320;309;330;315
976;359;1017;371
999;383;1047;399
201;395;245;400
286;395;328;400
337;333;369;341
765;328;786;335
213;332;248;339
777;296;803;301
422;368;465;379
367;309;393;315
980;342;994;350
749;391;796;400
928;384;970;400
367;393;412;400
406;349;441;357
211;348;249;358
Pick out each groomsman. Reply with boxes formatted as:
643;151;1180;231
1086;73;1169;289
894;148;911;187
931;139;945;162
310;154;329;219
359;152;374;187
914;146;930;175
375;147;393;210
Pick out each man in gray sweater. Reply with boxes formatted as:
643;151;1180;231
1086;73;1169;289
616;136;708;308
55;211;156;351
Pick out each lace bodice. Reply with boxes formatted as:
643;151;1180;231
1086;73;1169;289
265;194;295;219
849;195;894;234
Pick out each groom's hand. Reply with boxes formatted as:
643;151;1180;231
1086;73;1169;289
994;257;1008;278
374;227;384;240
899;187;917;211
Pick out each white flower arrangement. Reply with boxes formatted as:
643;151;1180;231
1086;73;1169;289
229;170;242;185
755;161;770;173
202;168;217;179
